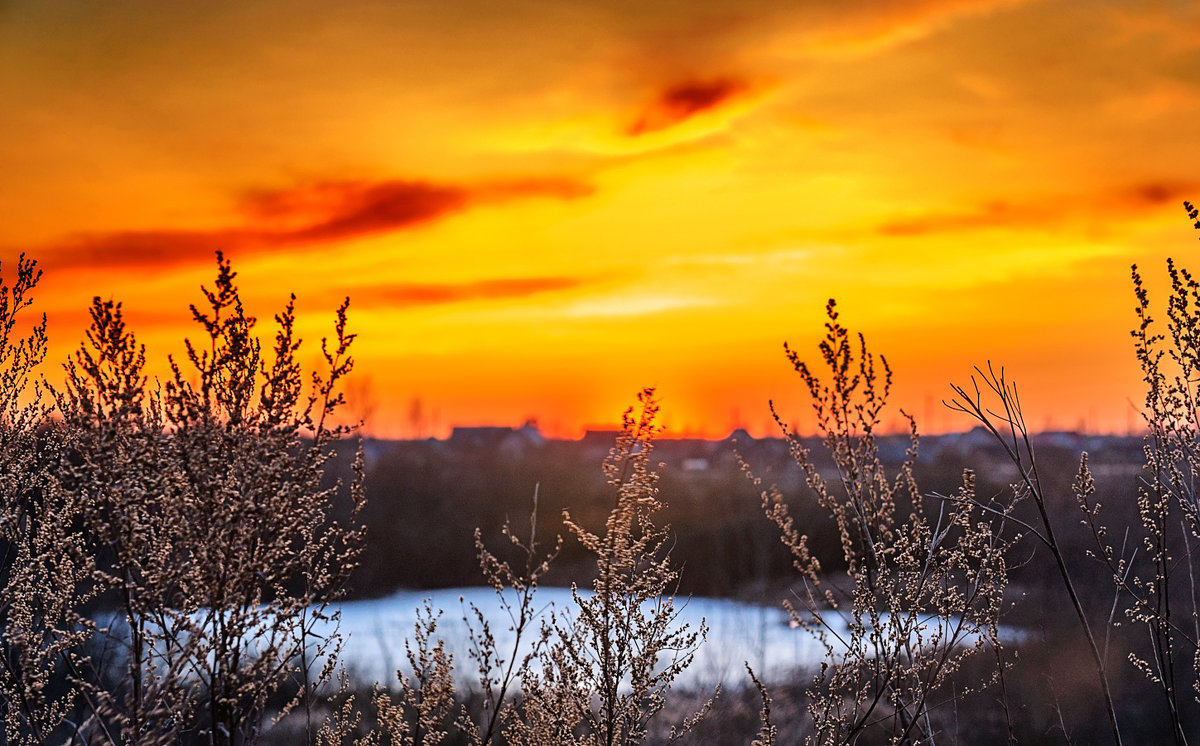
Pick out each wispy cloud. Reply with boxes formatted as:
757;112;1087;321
876;181;1200;237
666;247;817;266
345;276;590;309
796;0;1031;57
560;294;716;318
38;176;592;272
877;201;1046;237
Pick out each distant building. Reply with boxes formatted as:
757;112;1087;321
499;421;545;459
581;429;622;446
448;420;546;455
1031;430;1086;451
728;428;755;445
448;426;515;449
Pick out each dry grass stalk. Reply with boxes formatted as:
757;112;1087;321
460;489;561;746
372;601;462;746
57;252;366;745
748;300;1012;745
0;255;96;745
1055;202;1200;745
947;365;1133;746
505;389;713;746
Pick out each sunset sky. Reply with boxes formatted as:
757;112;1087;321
3;0;1199;438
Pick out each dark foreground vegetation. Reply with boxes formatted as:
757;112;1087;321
7;207;1200;744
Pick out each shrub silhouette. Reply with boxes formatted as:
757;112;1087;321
0;256;94;745
53;253;365;745
505;390;712;746
743;300;1012;745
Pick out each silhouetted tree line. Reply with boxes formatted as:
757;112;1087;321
345;430;1146;601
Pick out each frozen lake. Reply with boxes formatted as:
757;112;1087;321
333;586;840;691
94;587;1014;693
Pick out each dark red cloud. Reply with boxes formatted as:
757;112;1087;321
349;276;587;308
628;78;747;136
260;181;470;244
38;177;592;272
1120;180;1200;209
39;229;254;269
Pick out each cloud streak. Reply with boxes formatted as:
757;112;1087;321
876;181;1200;237
39;177;592;272
346;276;589;309
797;0;1031;57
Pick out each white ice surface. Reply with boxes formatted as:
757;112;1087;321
94;587;1008;693
332;587;831;690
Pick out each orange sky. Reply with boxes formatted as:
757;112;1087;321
3;0;1199;439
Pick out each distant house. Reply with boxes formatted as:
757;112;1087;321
728;428;755;445
499;421;545;459
1031;430;1086;451
449;421;546;456
448;426;515;449
945;426;998;453
581;429;622;446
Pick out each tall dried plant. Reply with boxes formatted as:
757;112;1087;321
351;491;561;746
460;491;561;746
943;202;1200;745
748;300;1012;745
59;253;366;745
1038;200;1200;745
372;602;461;746
0;255;95;745
946;363;1123;745
57;291;198;745
505;389;712;746
321;399;698;746
1124;226;1200;733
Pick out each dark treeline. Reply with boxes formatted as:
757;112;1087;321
346;428;1146;602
